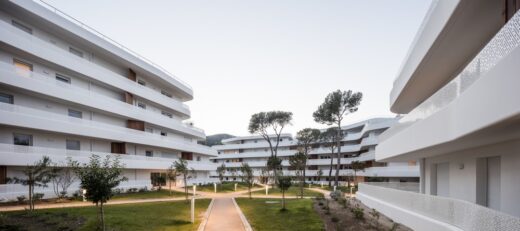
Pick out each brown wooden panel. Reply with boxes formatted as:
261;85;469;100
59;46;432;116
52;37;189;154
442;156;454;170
181;152;193;160
128;68;137;81
0;166;6;184
127;120;144;131
124;92;133;104
111;142;126;154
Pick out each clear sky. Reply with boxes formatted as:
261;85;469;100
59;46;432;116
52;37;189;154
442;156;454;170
44;0;431;136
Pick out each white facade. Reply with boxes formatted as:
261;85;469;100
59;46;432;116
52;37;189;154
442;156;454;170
211;118;419;184
0;0;217;200
357;1;520;230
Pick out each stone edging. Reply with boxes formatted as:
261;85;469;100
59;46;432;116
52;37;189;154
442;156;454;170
197;198;215;231
232;198;253;231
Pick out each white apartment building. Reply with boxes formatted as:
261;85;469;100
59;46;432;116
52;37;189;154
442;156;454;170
211;118;419;184
357;1;520;230
0;0;217;200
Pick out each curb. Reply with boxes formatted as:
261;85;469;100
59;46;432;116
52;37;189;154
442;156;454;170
232;198;253;231
197;198;215;231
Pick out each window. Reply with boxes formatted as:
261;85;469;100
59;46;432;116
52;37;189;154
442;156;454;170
160;131;167;136
12;20;32;34
161;90;172;98
145;150;153;157
137;79;146;86
137;102;146;109
68;109;82;118
69;47;83;57
13;59;33;72
55;73;71;84
0;93;13;104
13;133;32;146
66;139;80;150
161;111;173;118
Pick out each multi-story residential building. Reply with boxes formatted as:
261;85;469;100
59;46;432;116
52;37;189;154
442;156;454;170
357;1;520;230
0;0;217;200
211;118;419;184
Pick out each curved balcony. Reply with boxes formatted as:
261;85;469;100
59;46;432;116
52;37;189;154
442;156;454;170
0;62;205;138
0;103;217;156
0;19;190;116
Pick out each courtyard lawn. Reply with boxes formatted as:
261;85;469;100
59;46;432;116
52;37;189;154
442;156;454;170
236;198;324;231
251;187;323;197
111;189;186;200
2;199;211;231
192;182;261;193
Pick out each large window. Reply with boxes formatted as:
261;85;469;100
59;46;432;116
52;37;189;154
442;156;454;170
66;139;80;150
145;150;153;157
11;20;32;34
68;109;82;118
0;93;13;104
13;133;32;146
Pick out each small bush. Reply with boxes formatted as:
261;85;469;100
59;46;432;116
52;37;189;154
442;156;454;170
112;188;122;195
59;191;67;198
138;187;148;193
330;190;345;200
331;217;339;223
33;193;44;201
318;202;324;206
16;195;26;203
351;204;364;220
390;223;400;231
127;188;138;193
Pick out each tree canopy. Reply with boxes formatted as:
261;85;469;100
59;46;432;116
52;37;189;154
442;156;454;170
313;90;362;125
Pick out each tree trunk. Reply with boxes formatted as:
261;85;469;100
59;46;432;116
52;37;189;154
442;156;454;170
328;153;333;187
169;180;172;196
100;202;106;231
301;165;306;199
28;184;33;211
282;189;286;210
249;185;252;199
184;175;188;201
335;123;341;186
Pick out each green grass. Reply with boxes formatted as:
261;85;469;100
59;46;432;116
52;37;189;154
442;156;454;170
251;187;323;197
236;198;324;231
111;189;186;200
4;199;210;231
191;182;260;193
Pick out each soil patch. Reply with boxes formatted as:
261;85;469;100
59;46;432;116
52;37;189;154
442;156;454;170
0;211;85;231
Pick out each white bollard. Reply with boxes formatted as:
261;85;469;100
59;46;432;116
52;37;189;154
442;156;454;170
214;183;217;193
82;189;87;202
191;197;195;223
265;185;268;195
333;186;336;192
321;182;323;188
235;183;237;192
350;187;353;197
192;185;196;197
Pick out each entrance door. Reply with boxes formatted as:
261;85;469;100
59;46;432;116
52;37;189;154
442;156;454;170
487;156;501;210
436;163;450;197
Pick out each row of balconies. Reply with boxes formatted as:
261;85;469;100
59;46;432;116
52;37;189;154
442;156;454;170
0;61;204;138
0;19;192;119
0;103;217;156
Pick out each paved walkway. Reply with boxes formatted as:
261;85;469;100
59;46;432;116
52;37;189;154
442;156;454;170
203;198;246;231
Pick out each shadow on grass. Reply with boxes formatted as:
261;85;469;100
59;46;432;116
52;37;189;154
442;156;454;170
169;219;192;225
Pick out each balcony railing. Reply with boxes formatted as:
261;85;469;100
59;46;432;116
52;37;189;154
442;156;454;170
381;11;520;142
358;183;520;231
33;0;193;91
0;62;204;135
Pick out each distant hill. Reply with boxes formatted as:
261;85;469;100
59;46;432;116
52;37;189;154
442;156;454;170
199;134;235;146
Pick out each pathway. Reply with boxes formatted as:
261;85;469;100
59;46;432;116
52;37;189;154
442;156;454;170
203;198;247;231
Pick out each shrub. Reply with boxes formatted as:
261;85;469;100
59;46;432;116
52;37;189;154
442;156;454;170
390;223;400;231
318;201;324;206
112;188;122;195
138;187;148;193
33;193;44;201
127;188;138;193
16;195;26;203
351;204;364;220
331;217;339;223
329;190;344;200
59;191;67;198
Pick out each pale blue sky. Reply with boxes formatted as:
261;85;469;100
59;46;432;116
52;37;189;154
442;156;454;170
44;0;431;136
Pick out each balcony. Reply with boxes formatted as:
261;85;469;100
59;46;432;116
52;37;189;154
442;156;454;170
0;62;205;138
357;182;520;231
0;143;216;171
377;11;520;161
0;103;217;156
0;19;191;116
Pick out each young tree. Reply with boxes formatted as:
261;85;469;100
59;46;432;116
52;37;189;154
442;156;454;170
248;111;293;182
289;152;306;199
295;128;320;193
71;155;127;231
10;156;56;211
174;159;194;201
166;164;177;195
350;161;366;186
319;127;342;187
316;169;323;183
240;163;254;199
277;175;292;211
313;90;362;186
216;163;226;186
